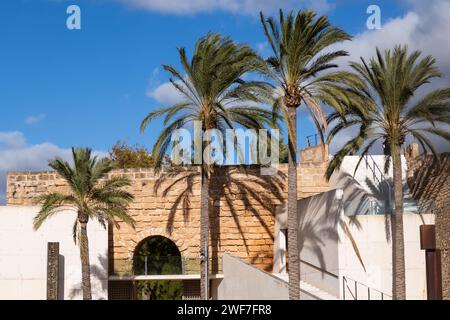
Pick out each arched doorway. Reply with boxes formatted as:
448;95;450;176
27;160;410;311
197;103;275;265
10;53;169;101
133;236;182;276
133;236;183;300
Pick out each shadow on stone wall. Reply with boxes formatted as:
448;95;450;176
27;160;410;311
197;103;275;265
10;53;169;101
153;165;286;272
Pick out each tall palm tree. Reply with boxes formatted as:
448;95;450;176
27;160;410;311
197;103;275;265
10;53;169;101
140;33;274;299
260;9;363;299
326;46;450;299
33;148;135;300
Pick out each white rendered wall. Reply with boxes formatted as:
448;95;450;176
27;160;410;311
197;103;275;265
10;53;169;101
217;253;318;300
274;189;433;299
0;206;108;300
339;213;434;300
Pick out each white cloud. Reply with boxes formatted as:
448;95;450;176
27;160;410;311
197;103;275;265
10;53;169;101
340;1;450;77
146;80;185;105
25;113;46;125
113;0;334;15
0;132;106;204
0;131;27;149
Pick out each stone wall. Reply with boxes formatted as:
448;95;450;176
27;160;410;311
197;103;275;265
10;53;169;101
6;153;330;275
406;149;450;299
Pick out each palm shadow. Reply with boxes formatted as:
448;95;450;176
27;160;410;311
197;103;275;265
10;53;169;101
407;153;450;214
153;165;286;273
69;252;109;300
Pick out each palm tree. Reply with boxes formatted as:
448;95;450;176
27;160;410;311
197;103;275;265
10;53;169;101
33;148;135;300
140;33;274;299
326;46;450;299
260;9;363;299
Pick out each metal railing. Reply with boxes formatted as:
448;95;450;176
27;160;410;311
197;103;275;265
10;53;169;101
115;256;221;276
364;155;393;212
300;260;391;301
306;134;319;147
342;276;392;300
343;198;387;216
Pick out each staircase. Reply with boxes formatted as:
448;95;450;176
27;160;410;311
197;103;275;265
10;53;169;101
273;273;338;300
300;281;339;300
273;272;392;300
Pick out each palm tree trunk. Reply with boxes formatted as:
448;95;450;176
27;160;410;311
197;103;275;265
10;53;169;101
78;213;92;300
287;106;301;300
391;144;406;300
200;165;210;300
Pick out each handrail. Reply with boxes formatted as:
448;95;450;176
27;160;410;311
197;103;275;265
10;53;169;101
364;155;393;211
298;260;392;300
299;259;339;279
342;275;392;300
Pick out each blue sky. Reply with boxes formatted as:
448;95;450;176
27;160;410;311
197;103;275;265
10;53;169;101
0;0;405;151
0;0;449;201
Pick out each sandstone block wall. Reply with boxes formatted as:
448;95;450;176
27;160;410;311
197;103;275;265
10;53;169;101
6;156;329;275
406;151;450;299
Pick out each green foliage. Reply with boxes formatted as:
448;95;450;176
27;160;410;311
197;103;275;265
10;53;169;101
136;280;182;300
134;236;183;300
326;46;450;179
260;9;365;146
33;147;135;241
141;33;276;170
109;141;155;169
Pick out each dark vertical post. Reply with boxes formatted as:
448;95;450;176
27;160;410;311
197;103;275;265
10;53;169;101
343;277;346;300
47;242;60;300
420;225;443;300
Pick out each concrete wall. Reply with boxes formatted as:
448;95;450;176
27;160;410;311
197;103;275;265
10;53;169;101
273;190;341;296
0;206;108;300
339;213;433;300
217;253;317;300
274;189;433;300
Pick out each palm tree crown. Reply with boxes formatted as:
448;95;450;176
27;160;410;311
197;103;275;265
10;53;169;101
260;9;365;140
141;33;274;168
34;148;135;236
326;45;450;178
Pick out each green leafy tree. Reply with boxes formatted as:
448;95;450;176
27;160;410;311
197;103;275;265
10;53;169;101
326;46;450;299
260;9;363;299
33;148;135;300
109;141;155;169
141;33;274;299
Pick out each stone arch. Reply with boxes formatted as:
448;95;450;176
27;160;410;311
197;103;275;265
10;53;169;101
133;235;182;275
125;227;189;261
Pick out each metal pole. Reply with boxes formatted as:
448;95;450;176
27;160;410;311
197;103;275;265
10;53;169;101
204;242;209;300
144;256;148;275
